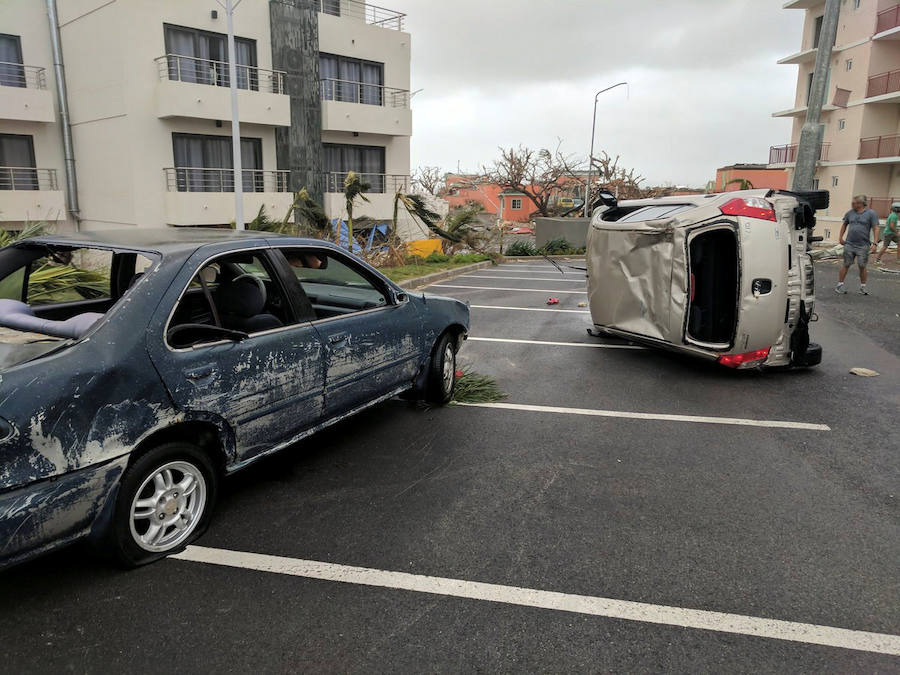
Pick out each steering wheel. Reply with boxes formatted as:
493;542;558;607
232;273;267;305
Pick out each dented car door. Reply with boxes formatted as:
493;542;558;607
147;246;325;462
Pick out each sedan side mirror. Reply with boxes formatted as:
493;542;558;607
393;290;408;304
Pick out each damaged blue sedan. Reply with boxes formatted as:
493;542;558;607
0;229;468;568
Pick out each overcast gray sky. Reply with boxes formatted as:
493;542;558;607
388;0;804;187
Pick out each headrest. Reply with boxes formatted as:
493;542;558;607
215;278;265;318
0;299;102;339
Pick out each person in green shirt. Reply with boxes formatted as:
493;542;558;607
875;202;900;264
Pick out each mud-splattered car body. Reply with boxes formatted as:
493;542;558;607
0;229;468;568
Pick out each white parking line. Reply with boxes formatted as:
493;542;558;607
470;304;590;314
462;275;585;283
456;401;831;431
433;284;586;294
468;336;643;349
172;545;898;656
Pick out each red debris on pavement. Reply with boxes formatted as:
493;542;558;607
546;297;559;305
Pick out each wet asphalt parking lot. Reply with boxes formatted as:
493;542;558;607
1;260;898;673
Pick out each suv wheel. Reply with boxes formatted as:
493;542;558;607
108;442;217;567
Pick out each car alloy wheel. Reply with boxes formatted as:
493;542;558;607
441;341;455;396
129;460;207;553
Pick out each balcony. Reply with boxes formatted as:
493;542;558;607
876;4;900;37
162;167;293;226
319;79;412;135
869;197;900;218
318;0;405;30
768;143;830;166
322;172;409;194
858;134;900;160
0;167;65;222
866;68;900;99
153;55;290;127
0;63;54;123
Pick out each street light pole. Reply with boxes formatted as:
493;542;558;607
222;0;245;229
583;81;628;217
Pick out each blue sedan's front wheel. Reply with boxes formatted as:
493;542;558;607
425;332;457;405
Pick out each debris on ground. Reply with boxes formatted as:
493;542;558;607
452;369;507;403
850;367;879;377
546;297;559;305
577;301;587;307
809;244;844;260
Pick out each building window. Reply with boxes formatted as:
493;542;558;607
812;15;824;48
0;34;25;88
172;133;262;193
511;198;523;210
845;58;852;71
163;24;257;90
323;143;387;193
853;0;861;9
813;178;820;190
831;176;839;187
839;118;846;130
0;134;37;190
320;0;341;17
319;53;384;105
805;72;814;104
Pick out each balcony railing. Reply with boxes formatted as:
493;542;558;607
866;68;900;98
318;0;405;30
768;143;830;164
164;168;290;193
859;134;900;159
868;197;900;218
155;55;286;95
323;172;409;194
0;167;57;191
876;4;900;34
0;62;47;89
319;78;410;108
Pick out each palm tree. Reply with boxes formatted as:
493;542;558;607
723;177;754;191
243;189;328;237
343;171;370;251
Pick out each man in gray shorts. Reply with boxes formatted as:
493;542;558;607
836;195;880;295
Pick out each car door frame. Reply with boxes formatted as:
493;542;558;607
146;242;328;464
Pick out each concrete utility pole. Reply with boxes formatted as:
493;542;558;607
793;0;840;191
221;0;245;229
584;82;628;217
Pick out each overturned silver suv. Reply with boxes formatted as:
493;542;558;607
586;189;827;369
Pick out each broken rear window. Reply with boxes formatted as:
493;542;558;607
0;243;155;360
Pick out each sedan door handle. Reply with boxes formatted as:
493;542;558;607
185;365;214;381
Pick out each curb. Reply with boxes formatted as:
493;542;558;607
501;255;586;262
396;260;493;290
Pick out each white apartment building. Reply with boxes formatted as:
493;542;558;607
769;0;900;240
0;0;414;237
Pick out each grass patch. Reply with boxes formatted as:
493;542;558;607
452;369;506;403
378;254;491;283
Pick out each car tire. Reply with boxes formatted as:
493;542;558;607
107;442;218;567
425;332;457;405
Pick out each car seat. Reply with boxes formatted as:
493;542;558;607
214;277;283;333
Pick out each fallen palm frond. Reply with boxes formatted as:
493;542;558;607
26;263;109;303
0;221;51;247
452;369;506;403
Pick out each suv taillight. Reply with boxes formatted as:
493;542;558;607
720;197;776;222
718;347;771;368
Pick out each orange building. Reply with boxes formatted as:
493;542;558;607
444;174;535;222
714;164;788;192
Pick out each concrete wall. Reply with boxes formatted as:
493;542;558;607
534;217;590;248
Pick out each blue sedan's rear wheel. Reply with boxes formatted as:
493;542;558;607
108;442;218;567
425;332;456;404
